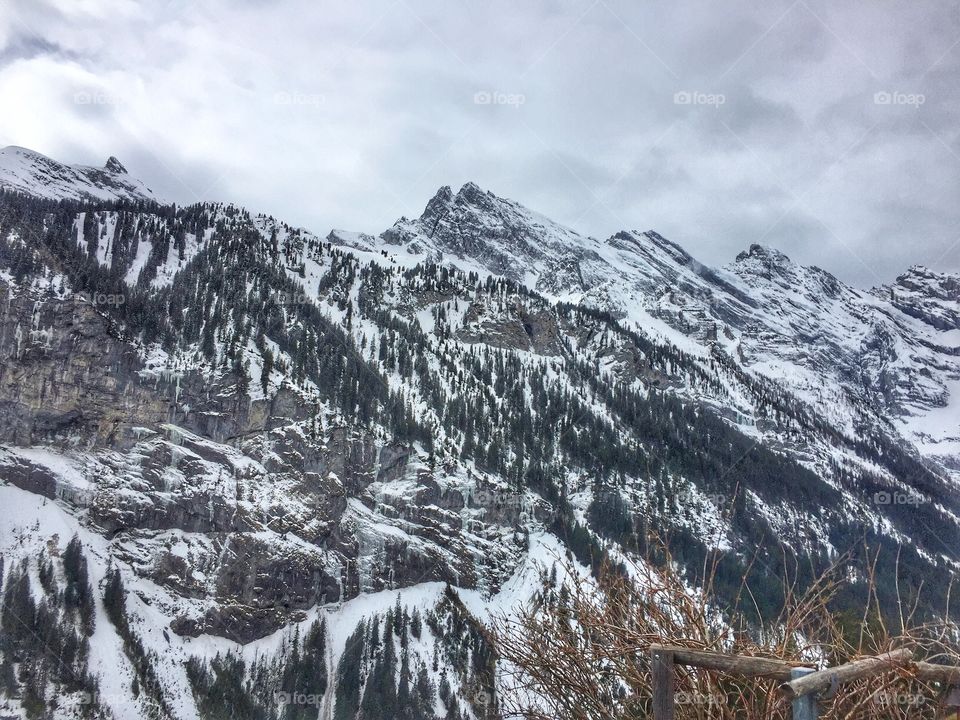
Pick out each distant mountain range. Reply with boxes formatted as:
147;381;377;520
0;146;957;720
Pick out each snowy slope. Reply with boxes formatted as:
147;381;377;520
0;481;515;720
0;145;160;203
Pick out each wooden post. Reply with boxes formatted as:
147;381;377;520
651;648;675;720
790;668;818;720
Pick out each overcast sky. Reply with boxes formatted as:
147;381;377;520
1;0;958;286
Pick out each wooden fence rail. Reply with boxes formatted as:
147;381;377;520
779;648;913;699
915;661;960;684
649;644;959;720
649;644;813;680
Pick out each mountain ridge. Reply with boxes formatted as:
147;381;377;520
1;148;956;472
1;146;959;719
0;145;160;203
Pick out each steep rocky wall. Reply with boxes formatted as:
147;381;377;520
0;283;173;447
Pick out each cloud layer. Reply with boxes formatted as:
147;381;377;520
2;0;958;286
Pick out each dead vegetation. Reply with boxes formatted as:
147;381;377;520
492;541;960;719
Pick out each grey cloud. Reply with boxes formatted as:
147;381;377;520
0;36;75;65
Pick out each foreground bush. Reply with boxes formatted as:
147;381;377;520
492;542;960;719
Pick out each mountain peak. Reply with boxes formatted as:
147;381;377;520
381;181;590;280
421;182;488;220
898;264;960;285
0;145;158;203
422;185;453;218
735;243;792;265
450;181;507;218
104;156;128;174
457;181;485;197
881;265;960;329
3;145;44;158
420;182;502;226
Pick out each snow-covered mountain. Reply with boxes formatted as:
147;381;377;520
355;182;960;477
0;145;160;203
1;150;958;720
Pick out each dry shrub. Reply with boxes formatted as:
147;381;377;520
492;541;960;719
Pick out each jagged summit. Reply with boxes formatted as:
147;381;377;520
380;180;594;282
420;181;515;223
878;264;960;330
456;180;485;198
895;264;960;287
421;184;454;221
104;155;128;174
361;181;959;478
734;243;793;265
0;144;158;203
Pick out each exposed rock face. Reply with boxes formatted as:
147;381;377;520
880;266;960;331
0;284;172;447
456;297;563;355
0;278;532;642
0;452;58;498
104;156;128;175
1;420;530;643
0;281;292;450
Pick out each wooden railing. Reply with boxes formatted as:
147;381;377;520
649;644;960;719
